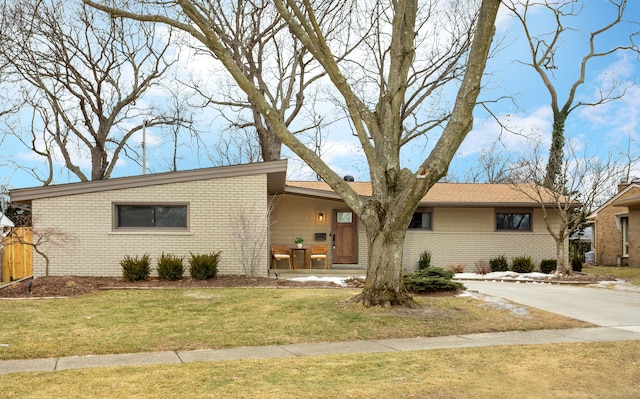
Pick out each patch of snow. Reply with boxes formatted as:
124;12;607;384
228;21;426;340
455;272;554;281
289;276;363;287
462;290;529;317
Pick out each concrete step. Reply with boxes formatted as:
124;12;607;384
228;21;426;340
268;268;366;279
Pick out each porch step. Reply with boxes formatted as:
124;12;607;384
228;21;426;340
268;268;366;279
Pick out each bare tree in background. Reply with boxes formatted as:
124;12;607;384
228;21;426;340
464;142;514;183
510;141;621;272
0;0;190;183
181;0;329;163
503;0;640;189
86;0;500;307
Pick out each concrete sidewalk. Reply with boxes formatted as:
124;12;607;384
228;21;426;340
3;326;640;375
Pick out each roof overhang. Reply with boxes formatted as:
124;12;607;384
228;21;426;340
611;195;640;208
10;160;288;204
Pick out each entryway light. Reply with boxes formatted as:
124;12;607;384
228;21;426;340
317;212;324;223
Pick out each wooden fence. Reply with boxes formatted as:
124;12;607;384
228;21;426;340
1;227;33;282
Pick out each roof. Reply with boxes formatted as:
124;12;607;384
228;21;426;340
587;183;640;220
285;181;564;207
611;195;640;208
10;160;288;203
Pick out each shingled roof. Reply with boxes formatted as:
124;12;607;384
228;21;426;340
285;181;566;207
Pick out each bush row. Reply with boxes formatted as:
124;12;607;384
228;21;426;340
419;250;584;275
489;255;583;274
120;252;221;282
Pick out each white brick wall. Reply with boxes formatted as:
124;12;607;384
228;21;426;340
31;174;269;277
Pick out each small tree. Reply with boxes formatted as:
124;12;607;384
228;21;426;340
233;201;274;277
511;141;621;272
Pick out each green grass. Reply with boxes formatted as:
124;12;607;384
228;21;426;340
584;265;640;286
0;287;588;360
1;341;639;398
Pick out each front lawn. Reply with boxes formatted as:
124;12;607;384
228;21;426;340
1;341;639;398
0;287;589;360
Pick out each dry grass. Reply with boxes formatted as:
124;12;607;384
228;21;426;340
0;288;589;360
1;341;639;398
585;265;640;286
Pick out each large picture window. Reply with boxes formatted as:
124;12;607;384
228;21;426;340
115;204;188;230
408;208;432;230
496;209;531;231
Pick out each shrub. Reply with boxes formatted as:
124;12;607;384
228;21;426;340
571;255;583;272
448;263;466;273
511;256;535;273
121;254;151;282
157;253;184;281
489;255;509;272
189;252;220;280
539;259;557;274
474;260;490;275
418;250;432;270
403;267;464;293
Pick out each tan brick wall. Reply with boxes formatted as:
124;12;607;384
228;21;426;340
271;195;564;272
270;195;335;266
628;207;640;266
31;174;269;277
403;207;562;272
593;187;640;265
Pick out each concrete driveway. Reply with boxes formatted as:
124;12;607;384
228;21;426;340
463;281;640;332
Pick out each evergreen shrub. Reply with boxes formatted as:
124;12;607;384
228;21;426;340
511;256;535;273
121;254;151;282
189;252;220;280
571;255;583;272
403;267;464;293
418;250;432;270
539;259;557;274
157;253;184;281
489;255;508;272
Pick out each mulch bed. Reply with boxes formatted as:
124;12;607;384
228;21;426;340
0;272;619;299
0;275;363;298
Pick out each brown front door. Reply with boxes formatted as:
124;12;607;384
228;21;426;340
332;209;358;264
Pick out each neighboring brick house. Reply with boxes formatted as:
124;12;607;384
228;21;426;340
10;159;567;277
272;181;566;273
587;181;640;266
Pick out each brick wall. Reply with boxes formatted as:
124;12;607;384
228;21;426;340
31;174;269;277
593;187;640;265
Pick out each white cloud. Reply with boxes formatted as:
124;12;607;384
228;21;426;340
458;106;553;158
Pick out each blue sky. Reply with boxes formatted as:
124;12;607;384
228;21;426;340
1;0;639;190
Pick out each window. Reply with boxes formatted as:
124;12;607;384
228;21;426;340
496;209;531;231
115;204;188;230
622;216;629;257
408;208;432;230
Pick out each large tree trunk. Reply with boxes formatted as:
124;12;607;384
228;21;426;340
355;226;416;308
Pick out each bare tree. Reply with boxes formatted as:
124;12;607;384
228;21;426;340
0;0;190;183
464;143;514;183
233;200;275;277
181;0;329;163
85;0;501;307
503;0;640;188
511;141;621;272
